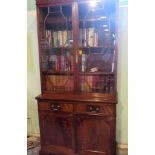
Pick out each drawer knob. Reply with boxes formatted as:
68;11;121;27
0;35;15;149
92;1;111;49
89;106;93;111
96;107;100;112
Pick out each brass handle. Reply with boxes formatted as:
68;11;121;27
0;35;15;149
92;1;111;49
95;106;100;112
87;105;101;113
50;104;61;112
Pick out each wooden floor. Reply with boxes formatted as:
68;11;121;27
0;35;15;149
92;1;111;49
27;136;40;155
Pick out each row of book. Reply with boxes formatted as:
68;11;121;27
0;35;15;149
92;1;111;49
41;28;113;49
42;54;73;72
42;55;113;73
79;28;99;47
80;75;114;93
80;53;114;72
41;30;73;48
79;28;114;47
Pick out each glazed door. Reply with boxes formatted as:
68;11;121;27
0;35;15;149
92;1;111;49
77;115;115;155
39;113;75;155
77;1;116;94
37;4;75;93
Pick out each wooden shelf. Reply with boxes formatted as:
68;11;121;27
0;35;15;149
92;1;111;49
43;71;74;75
42;47;73;50
42;46;114;51
41;46;114;55
42;47;73;55
79;46;115;52
80;72;114;76
43;71;114;76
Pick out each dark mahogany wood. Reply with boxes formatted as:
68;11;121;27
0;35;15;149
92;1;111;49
36;0;101;6
39;112;75;155
35;0;118;155
76;115;115;155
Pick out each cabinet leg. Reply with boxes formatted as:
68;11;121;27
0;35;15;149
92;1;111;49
114;141;117;155
39;150;56;155
39;150;49;155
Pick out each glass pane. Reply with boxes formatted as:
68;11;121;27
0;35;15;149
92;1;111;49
39;5;74;93
78;1;116;94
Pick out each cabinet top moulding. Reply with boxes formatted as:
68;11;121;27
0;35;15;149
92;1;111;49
36;0;105;6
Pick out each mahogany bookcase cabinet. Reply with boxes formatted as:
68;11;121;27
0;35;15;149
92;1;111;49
35;0;118;155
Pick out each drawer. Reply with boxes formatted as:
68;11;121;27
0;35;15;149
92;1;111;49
38;101;73;113
75;103;115;116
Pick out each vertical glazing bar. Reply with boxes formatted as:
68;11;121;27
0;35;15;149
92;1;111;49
72;2;79;93
114;0;119;97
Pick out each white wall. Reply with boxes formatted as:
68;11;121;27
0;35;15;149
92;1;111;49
117;6;128;144
27;11;41;135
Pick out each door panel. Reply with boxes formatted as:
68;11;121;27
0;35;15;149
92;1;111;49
39;113;75;155
77;115;115;155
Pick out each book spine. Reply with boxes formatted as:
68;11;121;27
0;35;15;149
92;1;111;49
61;55;64;71
56;32;59;47
53;31;56;47
81;29;84;47
89;28;94;47
50;31;54;48
62;31;66;47
79;29;82;47
81;54;86;72
59;31;63;47
71;55;73;71
86;28;89;46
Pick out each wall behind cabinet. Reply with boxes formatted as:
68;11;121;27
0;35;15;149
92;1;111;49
27;1;128;144
27;10;40;135
117;6;128;144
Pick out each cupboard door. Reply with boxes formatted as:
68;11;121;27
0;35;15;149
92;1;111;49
39;113;75;155
77;115;115;155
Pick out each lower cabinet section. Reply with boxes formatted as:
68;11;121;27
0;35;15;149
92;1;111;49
37;101;116;155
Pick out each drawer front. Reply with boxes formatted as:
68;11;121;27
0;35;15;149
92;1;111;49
38;102;73;113
75;103;115;116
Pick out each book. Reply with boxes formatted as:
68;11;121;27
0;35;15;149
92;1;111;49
53;31;57;47
81;54;86;72
62;30;67;46
79;29;83;47
88;28;94;47
58;31;63;47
